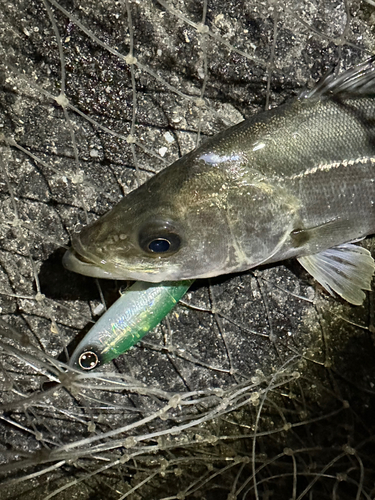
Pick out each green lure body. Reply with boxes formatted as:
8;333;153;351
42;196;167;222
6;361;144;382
69;280;193;370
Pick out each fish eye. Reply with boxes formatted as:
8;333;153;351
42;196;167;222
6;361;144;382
78;350;99;370
148;238;171;253
139;221;181;255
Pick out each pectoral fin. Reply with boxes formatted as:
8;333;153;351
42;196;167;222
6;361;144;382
297;243;375;305
291;218;360;252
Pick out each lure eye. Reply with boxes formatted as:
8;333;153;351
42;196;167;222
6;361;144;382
139;220;181;255
78;350;99;370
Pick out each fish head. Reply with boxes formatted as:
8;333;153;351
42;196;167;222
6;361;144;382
63;149;299;281
63;153;238;281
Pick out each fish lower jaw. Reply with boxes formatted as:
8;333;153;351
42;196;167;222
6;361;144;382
63;248;115;279
63;248;177;281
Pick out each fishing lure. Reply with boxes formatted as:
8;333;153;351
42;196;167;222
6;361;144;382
69;280;193;370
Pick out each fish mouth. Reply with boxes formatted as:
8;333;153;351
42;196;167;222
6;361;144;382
63;248;117;279
62;247;170;281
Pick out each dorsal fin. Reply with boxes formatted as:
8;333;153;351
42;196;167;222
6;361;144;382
301;56;375;100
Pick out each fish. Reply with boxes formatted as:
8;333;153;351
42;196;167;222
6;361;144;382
63;57;375;305
69;280;193;370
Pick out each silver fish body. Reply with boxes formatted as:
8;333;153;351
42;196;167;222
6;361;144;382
63;58;375;304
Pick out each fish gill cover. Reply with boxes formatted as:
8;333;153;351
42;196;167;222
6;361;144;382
0;0;375;499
